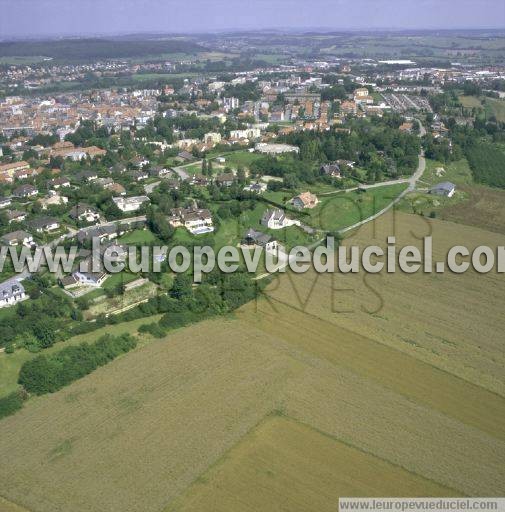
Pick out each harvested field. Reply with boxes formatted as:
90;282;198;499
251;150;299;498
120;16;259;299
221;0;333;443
167;416;458;512
0;212;504;512
436;184;505;235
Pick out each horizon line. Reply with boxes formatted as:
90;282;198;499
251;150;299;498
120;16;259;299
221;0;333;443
1;26;505;42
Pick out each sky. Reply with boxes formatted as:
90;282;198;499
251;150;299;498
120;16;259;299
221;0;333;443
0;0;504;38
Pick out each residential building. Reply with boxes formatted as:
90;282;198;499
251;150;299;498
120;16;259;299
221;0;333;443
0;197;12;209
255;143;299;155
69;204;100;223
169;207;214;235
6;210;26;224
291;191;319;209
1;230;34;247
112;196;150;213
242;228;278;251
261;208;299;229
27;216;60;233
13;184;38;198
0;278;26;308
243;182;267;194
215;172;236;187
0;161;30;179
39;191;68;209
320;163;342;178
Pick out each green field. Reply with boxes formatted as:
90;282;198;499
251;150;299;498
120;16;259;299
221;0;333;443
216;150;263;169
459;95;505;122
307;183;408;231
117;228;159;245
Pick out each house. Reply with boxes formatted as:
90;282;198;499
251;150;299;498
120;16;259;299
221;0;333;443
95;177;114;188
49;177;71;189
354;87;370;98
75;170;98;182
149;166;171;178
215;172;236;187
320;163;341;178
0;197;12;209
204;132;222;145
83;146;107;159
261;208;299;230
131;156;150;168
27;216;60;233
13;184;38;198
430;182;456;198
130;170;149;182
291;191;319;209
64;149;88;161
14;168;29;180
190;174;210;186
59;274;80;290
177;150;194;162
112;196;150;213
169;207;214;235
39;190;69;209
1;230;34;247
0;161;30;179
106;182;127;196
255;143;299;155
77;224;123;244
0;278;26;308
340;101;357;115
73;269;108;288
69;204;100;223
6;210;27;224
243;182;267;194
242;228;278;251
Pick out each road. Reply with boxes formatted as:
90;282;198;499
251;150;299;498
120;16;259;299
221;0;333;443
172;159;203;181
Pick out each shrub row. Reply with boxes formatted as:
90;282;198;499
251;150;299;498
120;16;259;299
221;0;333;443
18;334;136;396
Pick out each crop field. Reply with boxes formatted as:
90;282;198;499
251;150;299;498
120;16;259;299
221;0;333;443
166;416;457;512
0;212;504;511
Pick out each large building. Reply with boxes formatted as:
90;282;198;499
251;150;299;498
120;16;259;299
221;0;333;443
0;278;26;308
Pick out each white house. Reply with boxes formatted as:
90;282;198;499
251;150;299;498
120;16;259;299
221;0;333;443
255;143;299;155
0;278;26;308
169;207;214;235
112;196;150;213
69;204;100;223
261;208;300;229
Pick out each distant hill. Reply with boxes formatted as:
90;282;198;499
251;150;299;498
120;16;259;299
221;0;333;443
0;38;204;62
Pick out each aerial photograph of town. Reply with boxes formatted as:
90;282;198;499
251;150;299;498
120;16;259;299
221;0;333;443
0;1;504;511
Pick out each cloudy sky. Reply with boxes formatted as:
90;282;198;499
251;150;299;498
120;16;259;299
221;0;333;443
0;0;504;38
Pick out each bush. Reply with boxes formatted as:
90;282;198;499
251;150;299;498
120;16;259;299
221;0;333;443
0;390;27;420
138;323;167;338
18;334;137;396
